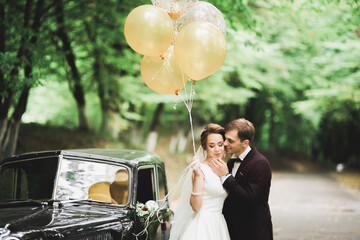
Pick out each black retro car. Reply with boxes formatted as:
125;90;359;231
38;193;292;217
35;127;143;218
0;149;172;240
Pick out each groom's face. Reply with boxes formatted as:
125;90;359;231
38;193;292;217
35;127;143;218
224;129;247;157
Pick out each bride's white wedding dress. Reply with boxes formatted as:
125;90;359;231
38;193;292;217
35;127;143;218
170;163;230;240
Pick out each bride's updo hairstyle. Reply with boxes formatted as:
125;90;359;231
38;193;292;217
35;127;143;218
200;123;225;149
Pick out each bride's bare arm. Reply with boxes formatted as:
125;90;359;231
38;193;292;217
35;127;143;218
189;158;205;212
190;169;204;212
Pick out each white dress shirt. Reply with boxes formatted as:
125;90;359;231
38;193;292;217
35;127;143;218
221;146;251;183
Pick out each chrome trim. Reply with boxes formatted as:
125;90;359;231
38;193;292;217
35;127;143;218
154;166;160;200
0;155;56;165
0;224;19;240
53;154;63;200
156;165;167;199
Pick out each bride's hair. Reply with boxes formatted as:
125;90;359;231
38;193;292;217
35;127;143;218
200;123;225;149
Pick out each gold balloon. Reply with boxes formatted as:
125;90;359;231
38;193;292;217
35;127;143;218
124;5;174;56
141;46;187;94
174;21;227;80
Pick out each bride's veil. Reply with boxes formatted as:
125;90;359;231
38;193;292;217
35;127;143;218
196;145;207;163
169;146;207;240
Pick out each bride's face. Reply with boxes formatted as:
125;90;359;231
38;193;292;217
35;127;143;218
206;133;225;159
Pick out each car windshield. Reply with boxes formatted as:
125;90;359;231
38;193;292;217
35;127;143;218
0;157;58;202
0;156;130;205
56;157;130;205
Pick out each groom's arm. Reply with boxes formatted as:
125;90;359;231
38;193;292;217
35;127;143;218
223;159;271;206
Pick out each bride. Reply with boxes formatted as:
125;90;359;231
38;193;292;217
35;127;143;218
169;123;230;240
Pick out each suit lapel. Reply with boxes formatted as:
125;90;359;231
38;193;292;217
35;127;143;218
236;147;256;177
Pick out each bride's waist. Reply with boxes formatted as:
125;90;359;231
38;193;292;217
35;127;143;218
198;208;223;214
199;204;223;213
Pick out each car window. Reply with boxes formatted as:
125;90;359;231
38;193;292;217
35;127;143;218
56;158;129;205
0;157;58;202
136;167;156;203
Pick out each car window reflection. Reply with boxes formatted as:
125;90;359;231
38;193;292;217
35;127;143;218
56;158;129;205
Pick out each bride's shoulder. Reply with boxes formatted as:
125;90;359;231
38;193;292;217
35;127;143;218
200;163;212;172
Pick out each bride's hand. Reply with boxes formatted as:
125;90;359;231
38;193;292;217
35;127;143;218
191;156;202;177
209;156;229;177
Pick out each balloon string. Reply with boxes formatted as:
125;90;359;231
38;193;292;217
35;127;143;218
151;56;169;81
134;75;197;239
187;83;196;155
176;73;196;155
156;55;184;92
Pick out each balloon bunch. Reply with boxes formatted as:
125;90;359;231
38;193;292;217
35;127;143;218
125;4;226;239
124;0;227;94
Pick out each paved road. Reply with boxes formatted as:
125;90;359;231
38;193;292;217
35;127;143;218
270;171;360;240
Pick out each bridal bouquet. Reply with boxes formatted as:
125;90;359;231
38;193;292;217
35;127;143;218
135;200;173;224
135;201;160;239
134;201;173;239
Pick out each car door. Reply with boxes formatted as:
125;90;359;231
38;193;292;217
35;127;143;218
136;165;171;240
154;165;171;240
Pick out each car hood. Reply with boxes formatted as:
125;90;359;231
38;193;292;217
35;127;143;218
0;202;133;239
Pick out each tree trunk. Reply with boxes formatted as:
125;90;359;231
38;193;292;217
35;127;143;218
146;103;164;152
0;1;5;52
220;103;241;126
2;119;21;157
55;0;88;131
93;44;121;137
244;89;271;146
169;130;189;153
4;84;31;156
1;85;30;157
2;82;31;156
0;0;33;155
2;0;45;156
169;110;189;154
0;1;6;145
0;97;10;146
150;103;164;132
268;105;275;151
84;11;122;137
93;46;107;132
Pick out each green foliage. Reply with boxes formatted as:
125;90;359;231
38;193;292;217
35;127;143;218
2;0;360;166
23;82;78;128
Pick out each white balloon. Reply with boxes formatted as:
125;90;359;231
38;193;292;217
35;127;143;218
174;1;226;38
152;0;198;19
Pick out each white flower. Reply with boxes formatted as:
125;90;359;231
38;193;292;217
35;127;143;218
145;200;159;212
136;202;150;217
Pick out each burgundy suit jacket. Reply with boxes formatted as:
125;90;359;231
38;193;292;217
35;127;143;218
222;147;273;240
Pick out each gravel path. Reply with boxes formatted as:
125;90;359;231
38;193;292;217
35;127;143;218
160;147;360;240
270;171;360;240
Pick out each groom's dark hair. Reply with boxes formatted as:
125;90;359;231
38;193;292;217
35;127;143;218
225;118;255;142
200;123;225;150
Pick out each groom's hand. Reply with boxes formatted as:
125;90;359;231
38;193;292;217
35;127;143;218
209;157;229;177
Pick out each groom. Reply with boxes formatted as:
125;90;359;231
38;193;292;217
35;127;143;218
209;118;273;240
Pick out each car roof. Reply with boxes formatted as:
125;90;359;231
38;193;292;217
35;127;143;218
0;149;164;168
